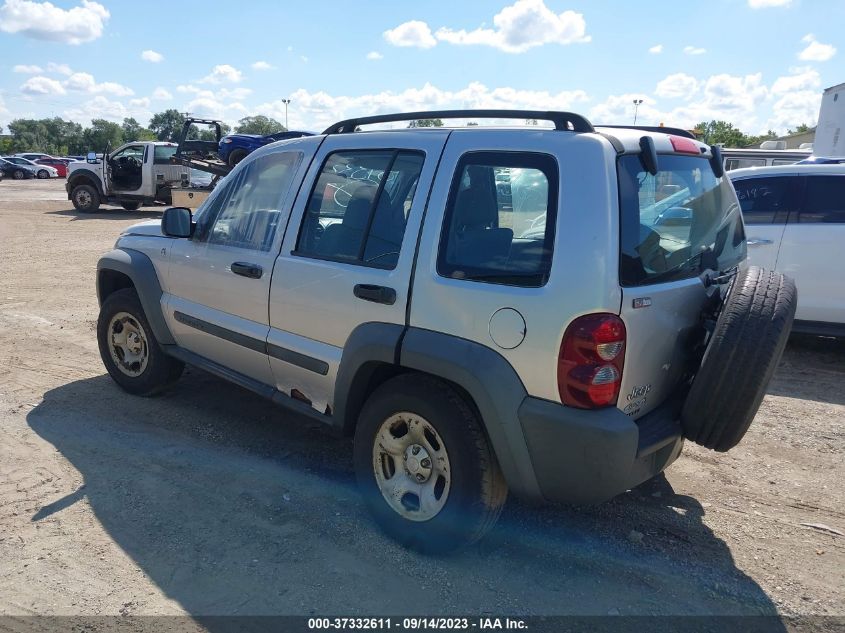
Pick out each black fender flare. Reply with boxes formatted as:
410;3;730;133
96;248;175;345
67;169;105;198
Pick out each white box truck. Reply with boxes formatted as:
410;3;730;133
815;82;845;157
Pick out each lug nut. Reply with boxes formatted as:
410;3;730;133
412;445;420;455
420;458;431;469
415;473;424;482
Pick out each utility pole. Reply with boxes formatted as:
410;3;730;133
281;99;291;129
632;99;643;125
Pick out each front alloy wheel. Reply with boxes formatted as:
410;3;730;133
107;311;149;377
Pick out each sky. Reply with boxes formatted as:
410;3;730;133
0;0;842;135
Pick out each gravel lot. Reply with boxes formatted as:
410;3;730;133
0;179;842;621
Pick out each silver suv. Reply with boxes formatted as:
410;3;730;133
95;110;796;552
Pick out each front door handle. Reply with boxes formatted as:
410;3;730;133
353;284;396;305
231;261;263;279
746;238;773;246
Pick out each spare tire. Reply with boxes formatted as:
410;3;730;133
681;266;796;452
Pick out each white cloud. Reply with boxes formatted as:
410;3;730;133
383;20;437;49
64;95;132;123
798;34;836;62
434;0;590;53
748;0;791;7
152;87;172;100
254;81;589;131
64;72;134;96
300;55;308;63
129;97;150;109
770;67;821;94
0;0;109;44
20;75;65;95
13;64;43;73
366;51;383;60
766;90;821;132
648;44;663;54
141;49;164;63
199;64;242;84
589;94;660;126
251;61;273;70
683;45;706;55
47;62;72;75
655;73;699;100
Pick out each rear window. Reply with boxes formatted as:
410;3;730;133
618;154;746;287
154;145;177;164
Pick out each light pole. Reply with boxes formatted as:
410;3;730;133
632;99;643;125
281;98;291;129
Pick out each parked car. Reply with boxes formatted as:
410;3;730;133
721;148;811;171
796;156;845;165
36;157;70;177
14;152;54;162
218;129;314;167
3;156;59;179
0;158;37;179
729;163;845;336
95;110;795;552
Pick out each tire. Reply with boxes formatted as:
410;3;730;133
353;374;507;553
121;201;141;211
13;169;25;180
37;169;50;179
227;149;248;167
97;288;184;396
71;184;101;212
681;266;797;452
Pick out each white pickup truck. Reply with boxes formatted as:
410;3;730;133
67;141;189;212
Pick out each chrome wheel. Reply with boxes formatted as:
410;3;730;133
372;412;451;521
108;311;149;377
37;170;49;179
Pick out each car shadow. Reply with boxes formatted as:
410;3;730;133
766;334;845;406
26;368;785;624
46;208;164;221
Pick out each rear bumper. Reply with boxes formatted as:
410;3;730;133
518;395;684;504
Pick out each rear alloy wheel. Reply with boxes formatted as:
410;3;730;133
354;374;507;553
71;184;101;213
13;169;25;180
37;169;50;179
681;266;797;451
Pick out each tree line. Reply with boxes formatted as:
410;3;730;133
0;111;287;156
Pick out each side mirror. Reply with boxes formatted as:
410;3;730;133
709;145;725;178
162;207;193;238
86;151;98;164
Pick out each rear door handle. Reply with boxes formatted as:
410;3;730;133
746;238;773;246
231;262;263;279
353;284;396;305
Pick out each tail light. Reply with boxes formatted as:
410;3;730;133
558;313;626;409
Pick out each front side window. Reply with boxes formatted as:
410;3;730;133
619;154;746;287
437;152;557;287
732;176;795;225
793;176;845;223
296;150;424;269
201;150;303;251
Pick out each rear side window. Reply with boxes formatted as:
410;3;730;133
437;152;557;287
732;176;795;225
618;154;745;287
154;145;177;164
792;176;845;223
725;157;766;171
296;150;424;269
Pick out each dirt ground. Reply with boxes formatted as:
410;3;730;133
0;179;842;620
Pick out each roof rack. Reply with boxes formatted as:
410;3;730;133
322;110;595;134
597;124;696;140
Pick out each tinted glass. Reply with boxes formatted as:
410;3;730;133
296;150;424;269
732;176;794;225
725;157;766;171
154;145;177;164
619;154;745;286
204;151;303;251
794;176;845;223
438;152;556;287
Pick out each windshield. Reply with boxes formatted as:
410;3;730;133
618;154;746;287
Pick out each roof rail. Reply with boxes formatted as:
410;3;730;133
597;124;696;140
322;110;595;134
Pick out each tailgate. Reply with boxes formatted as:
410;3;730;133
617;278;709;419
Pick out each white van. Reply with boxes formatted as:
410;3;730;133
722;148;812;171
